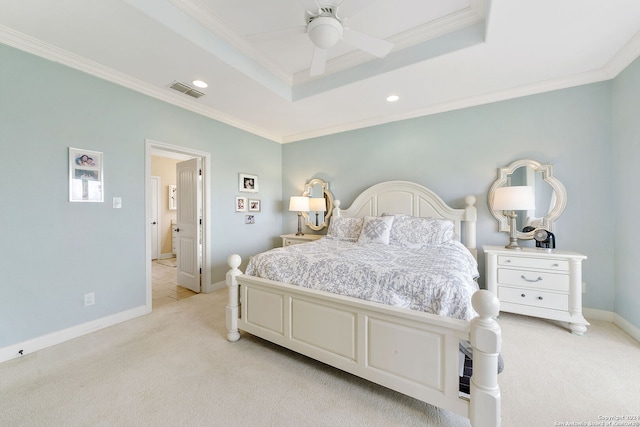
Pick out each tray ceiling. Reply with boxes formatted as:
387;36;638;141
1;0;640;143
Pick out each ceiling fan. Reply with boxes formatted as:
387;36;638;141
254;0;394;76
304;1;394;76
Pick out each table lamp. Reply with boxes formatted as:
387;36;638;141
492;186;535;249
289;196;310;235
309;197;327;226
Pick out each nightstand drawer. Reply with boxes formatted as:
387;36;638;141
283;238;300;247
498;268;569;292
498;287;568;311
498;255;569;272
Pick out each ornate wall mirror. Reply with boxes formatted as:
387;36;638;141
488;159;567;239
301;178;334;231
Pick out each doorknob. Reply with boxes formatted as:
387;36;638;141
151;221;157;225
175;228;179;232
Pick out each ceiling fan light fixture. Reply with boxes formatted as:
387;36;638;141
307;17;343;49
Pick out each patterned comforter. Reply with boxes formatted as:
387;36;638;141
245;238;479;321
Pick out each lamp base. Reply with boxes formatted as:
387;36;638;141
504;241;523;250
296;213;304;236
505;210;521;249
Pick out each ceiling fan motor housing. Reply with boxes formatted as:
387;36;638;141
307;16;343;49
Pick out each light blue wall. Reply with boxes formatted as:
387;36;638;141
2;40;637;350
283;82;616;315
612;56;640;328
0;44;282;347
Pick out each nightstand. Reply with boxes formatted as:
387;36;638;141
280;234;323;247
484;245;589;335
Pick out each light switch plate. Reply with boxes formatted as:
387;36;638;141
113;197;122;208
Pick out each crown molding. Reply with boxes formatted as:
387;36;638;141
168;0;292;85
602;29;640;78
281;68;612;143
3;20;640;146
0;25;280;143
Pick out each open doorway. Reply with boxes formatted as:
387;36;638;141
145;139;211;312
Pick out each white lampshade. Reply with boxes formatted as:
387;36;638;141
309;197;326;212
493;186;536;211
307;17;343;49
289;196;310;212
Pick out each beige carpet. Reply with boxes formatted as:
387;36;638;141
1;289;638;427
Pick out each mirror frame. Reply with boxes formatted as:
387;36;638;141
488;159;567;239
301;178;334;231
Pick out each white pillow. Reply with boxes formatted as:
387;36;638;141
358;216;395;245
389;216;454;247
326;217;364;242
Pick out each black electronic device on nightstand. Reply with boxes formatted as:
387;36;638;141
533;229;555;249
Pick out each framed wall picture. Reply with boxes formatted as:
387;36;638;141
169;184;177;210
248;199;261;212
239;173;258;193
245;215;255;224
235;196;247;212
69;147;103;202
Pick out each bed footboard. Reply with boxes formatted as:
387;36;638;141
225;254;500;427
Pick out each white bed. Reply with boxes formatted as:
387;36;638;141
226;181;501;427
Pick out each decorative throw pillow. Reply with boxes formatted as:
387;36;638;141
326;217;364;242
389;216;454;247
357;216;395;245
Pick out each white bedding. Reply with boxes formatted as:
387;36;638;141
245;238;479;321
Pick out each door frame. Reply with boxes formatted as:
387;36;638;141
145;139;212;311
150;175;161;260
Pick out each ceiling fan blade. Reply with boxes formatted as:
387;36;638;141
309;46;328;76
245;25;306;43
296;0;321;13
342;28;393;58
336;0;379;19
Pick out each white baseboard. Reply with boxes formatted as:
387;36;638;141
583;307;614;322
0;305;149;364
202;280;226;293
584;307;640;342
613;313;640;342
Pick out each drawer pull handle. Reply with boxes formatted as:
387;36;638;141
521;293;526;298
552;263;559;267
521;275;543;283
538;296;544;300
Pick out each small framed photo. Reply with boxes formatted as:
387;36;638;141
248;199;261;212
239;173;258;193
245;215;255;224
69;147;103;202
235;196;247;212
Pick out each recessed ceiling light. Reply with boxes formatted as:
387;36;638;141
192;80;208;89
386;95;399;102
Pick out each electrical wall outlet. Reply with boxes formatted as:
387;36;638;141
84;292;95;306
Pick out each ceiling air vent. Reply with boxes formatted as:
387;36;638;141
169;81;205;99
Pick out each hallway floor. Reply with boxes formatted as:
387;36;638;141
152;258;197;309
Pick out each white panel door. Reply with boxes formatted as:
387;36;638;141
150;176;160;260
176;158;201;293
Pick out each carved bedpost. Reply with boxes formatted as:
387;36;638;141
469;290;501;427
226;254;242;342
464;195;477;254
332;199;341;218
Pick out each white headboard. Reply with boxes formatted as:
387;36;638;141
333;181;477;257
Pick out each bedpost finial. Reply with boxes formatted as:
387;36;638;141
227;254;241;269
465;195;476;207
472;290;500;319
334;199;341;209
